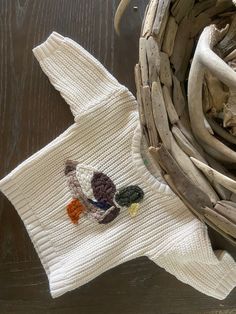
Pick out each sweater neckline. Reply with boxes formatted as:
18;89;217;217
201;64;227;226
131;123;172;195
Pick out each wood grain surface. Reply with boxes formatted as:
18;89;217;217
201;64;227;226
0;0;235;313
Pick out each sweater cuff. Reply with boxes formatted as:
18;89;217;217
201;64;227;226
33;32;65;61
214;260;236;300
0;172;62;288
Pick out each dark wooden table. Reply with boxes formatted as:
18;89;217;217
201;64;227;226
0;1;235;313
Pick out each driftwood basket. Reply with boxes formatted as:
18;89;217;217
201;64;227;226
115;0;236;246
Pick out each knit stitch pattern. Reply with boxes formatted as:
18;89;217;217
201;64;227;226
76;164;96;200
0;32;235;299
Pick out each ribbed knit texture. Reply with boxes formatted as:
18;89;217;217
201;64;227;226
0;32;235;299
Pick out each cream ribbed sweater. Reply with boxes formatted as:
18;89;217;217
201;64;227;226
0;32;236;300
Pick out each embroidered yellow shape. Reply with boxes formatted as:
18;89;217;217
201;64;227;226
128;203;140;217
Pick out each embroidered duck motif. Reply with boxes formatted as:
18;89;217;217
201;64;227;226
64;160;144;225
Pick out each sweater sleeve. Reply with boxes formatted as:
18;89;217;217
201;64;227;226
149;227;236;300
32;32;122;117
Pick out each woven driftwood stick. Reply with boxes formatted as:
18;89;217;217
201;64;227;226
171;0;195;23
139;38;149;86
160;52;172;87
163;173;204;221
225;48;236;61
134;64;150;145
149;145;212;214
190;12;211;38
191;157;236;194
142;86;159;147
205;0;235;18
215;201;236;224
217;14;236;57
151;80;171;150
201;157;233;201
170;135;219;203
152;0;171;44
134;64;145;125
207;118;236;144
142;0;159;38
162;85;179;124
146;36;160;82
172;125;206;163
162;16;178;56
172;74;186;116
170;17;192;81
192;0;217;17
204;207;236;238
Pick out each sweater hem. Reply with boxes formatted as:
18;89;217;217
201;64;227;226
0;173;63;297
213;265;236;300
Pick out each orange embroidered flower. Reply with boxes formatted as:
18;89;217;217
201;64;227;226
66;198;85;224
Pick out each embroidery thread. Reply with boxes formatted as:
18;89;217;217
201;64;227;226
115;185;144;207
128;203;140;218
88;199;111;210
91;172;116;204
67;198;85;224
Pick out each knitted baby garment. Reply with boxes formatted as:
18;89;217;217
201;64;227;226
0;32;236;299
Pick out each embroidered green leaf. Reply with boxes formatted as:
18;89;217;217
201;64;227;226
115;185;144;207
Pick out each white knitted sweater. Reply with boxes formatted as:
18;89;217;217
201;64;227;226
0;32;236;300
